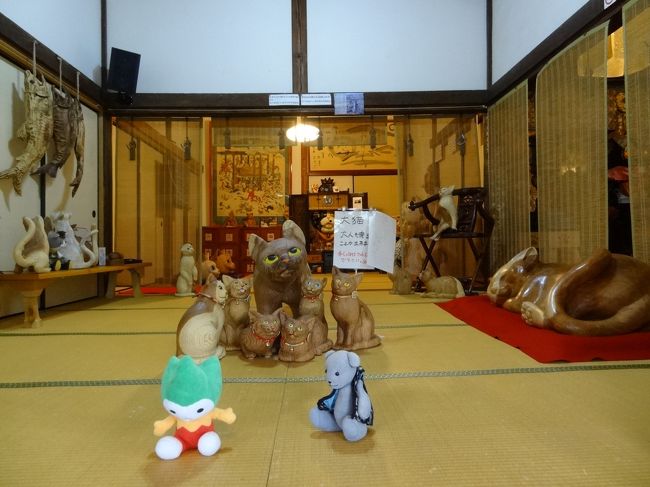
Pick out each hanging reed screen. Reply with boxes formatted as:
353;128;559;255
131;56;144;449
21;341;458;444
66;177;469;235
535;24;609;264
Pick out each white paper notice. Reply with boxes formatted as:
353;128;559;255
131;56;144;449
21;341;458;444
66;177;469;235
333;210;396;273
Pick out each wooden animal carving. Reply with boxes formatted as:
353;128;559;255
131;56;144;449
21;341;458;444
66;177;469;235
299;276;332;355
13;216;51;273
176;279;228;362
240;309;282;359
278;313;318;362
220;275;251;351
32;86;74;178
0;71;53;195
487;247;650;336
431;185;457;240
175;243;198;296
249;219;310;316
330;267;381;351
388;265;413;294
419;269;465;299
69;97;85;197
45;212;97;269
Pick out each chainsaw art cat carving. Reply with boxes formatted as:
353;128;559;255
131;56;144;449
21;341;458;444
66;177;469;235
176;279;228;362
330;266;381;351
299;276;332;355
278;313;319;362
45;212;97;269
487;247;650;336
248;219;310;317
0;71;53;195
176;243;198;297
388;265;413;295
13;216;51;273
419;269;465;299
220;275;252;351
431;185;457;240
240;309;282;359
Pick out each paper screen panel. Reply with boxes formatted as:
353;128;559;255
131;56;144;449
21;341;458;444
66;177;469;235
535;24;608;264
487;81;531;272
624;0;650;263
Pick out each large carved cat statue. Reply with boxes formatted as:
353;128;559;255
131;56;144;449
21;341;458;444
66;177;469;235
248;219;311;317
487;247;650;336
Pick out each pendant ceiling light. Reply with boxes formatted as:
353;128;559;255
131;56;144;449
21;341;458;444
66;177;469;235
286;122;320;143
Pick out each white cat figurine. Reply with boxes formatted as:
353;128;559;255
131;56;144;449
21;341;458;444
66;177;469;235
13;216;51;273
432;185;457;240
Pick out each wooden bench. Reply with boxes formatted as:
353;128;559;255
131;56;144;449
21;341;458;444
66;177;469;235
0;262;151;327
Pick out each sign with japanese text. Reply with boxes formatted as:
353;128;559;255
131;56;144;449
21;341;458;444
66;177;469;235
333;210;396;272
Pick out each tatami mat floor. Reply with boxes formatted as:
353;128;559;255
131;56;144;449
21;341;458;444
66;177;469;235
0;273;649;486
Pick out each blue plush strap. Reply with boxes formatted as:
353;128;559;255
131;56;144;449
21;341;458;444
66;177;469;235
317;389;338;412
352;367;374;426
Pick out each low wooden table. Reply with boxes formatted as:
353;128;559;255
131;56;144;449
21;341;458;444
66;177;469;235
0;262;151;327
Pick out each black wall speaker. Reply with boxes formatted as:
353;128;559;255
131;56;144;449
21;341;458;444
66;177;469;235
106;47;140;102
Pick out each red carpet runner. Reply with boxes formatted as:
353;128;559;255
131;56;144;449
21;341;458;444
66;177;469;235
437;295;650;363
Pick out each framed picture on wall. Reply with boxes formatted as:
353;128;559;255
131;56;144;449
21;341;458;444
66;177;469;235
212;147;288;219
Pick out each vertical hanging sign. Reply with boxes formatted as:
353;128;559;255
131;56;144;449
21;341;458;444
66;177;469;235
333;210;396;272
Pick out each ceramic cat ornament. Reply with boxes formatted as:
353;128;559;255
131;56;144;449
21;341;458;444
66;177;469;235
248;219;311;316
487;247;650;336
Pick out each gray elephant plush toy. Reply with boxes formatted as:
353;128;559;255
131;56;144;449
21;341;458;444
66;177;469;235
309;350;373;442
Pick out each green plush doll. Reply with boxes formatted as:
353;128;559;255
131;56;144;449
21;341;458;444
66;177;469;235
153;355;236;460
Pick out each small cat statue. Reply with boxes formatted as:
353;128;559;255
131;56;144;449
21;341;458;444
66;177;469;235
330;266;381;351
13;216;51;273
220;275;252;351
176;279;228;362
432;185;458;240
176;243;198;296
45;212;98;269
299;276;332;355
419;269;465;299
278;313;318;362
240;308;282;359
388;265;413;295
248;219;310;316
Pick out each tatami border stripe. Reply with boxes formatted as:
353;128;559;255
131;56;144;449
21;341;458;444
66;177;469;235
1;363;648;389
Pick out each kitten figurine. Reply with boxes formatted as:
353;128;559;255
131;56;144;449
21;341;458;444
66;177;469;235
248;220;310;317
220;275;252;351
432;185;457;240
330;266;381;351
299;276;332;355
240;309;282;359
278;313;318;363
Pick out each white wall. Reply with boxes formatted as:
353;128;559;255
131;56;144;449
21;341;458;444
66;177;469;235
0;0;102;84
308;0;487;92
492;0;590;83
106;0;293;93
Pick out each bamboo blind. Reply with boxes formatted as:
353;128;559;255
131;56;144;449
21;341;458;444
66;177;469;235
536;24;609;264
487;81;531;272
624;0;650;263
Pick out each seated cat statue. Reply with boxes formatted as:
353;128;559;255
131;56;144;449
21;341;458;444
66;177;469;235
487;247;650;336
419;269;465;299
330;266;381;351
176;243;198;297
278;313;319;363
388;264;413;295
45;212;97;269
299;276;332;355
248;219;310;317
176;279;228;362
240;309;283;359
219;275;252;351
13;216;51;273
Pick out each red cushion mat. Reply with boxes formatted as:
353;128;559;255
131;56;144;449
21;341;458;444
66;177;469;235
437;295;650;363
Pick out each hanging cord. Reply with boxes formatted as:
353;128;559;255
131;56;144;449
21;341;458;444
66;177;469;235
32;40;38;75
76;72;80;100
57;57;62;91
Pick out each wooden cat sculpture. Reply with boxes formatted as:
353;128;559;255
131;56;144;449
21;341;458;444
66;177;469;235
248;219;310;316
176;279;228;362
330;266;381;351
419;269;465;299
240;309;282;359
278;313;318;362
220;275;252;351
13;216;51;273
487;247;650;336
299;276;332;355
45;212;98;269
388;265;413;295
175;243;198;296
431;185;457;240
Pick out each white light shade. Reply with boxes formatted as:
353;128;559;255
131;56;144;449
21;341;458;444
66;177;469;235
286;123;320;142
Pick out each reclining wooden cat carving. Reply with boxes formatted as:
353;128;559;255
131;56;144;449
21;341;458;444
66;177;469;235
487;247;650;336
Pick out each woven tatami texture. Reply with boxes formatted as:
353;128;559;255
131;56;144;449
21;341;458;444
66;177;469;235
0;272;649;486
